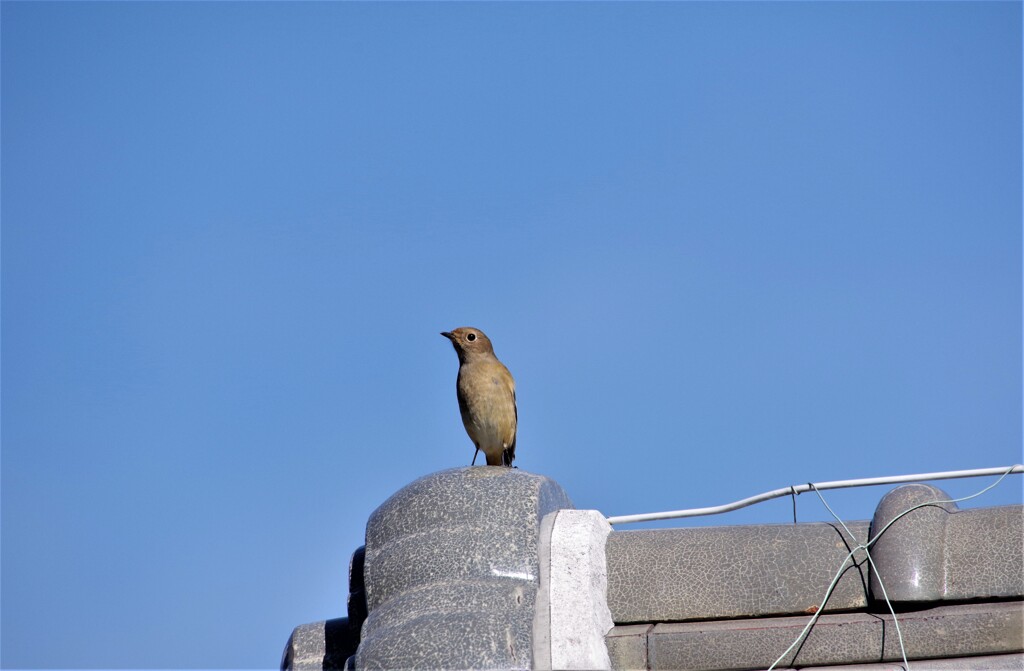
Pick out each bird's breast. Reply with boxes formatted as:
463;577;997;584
456;361;516;449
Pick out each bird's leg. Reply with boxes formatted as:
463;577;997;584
471;447;479;466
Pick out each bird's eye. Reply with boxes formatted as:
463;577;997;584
466;333;477;342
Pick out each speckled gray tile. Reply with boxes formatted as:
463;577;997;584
606;521;870;623
869;484;958;603
811;652;1024;670
357;611;534;671
645;601;1023;671
365;524;539;609
282;619;358;671
354;467;572;670
869;486;1024;605
283;620;328;671
362;578;535;636
605;624;651;671
944;505;1024;601
364;467;571;561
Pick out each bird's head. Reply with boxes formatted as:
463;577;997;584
441;327;495;362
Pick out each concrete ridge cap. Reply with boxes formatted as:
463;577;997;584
371;575;536;606
364;520;528;549
365;591;535;636
365;571;539;617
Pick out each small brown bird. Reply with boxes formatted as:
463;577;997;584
441;327;517;467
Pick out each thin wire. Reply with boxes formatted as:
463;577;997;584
765;544;862;671
807;484;909;671
766;465;1018;671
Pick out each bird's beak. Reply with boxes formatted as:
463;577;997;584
440;331;454;340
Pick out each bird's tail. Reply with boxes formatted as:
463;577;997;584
485;449;513;467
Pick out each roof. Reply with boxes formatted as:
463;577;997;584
282;468;1023;670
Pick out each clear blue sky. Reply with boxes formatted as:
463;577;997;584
2;2;1020;668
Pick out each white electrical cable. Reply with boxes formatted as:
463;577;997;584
606;464;1023;525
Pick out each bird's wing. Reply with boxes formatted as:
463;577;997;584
506;372;517;464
